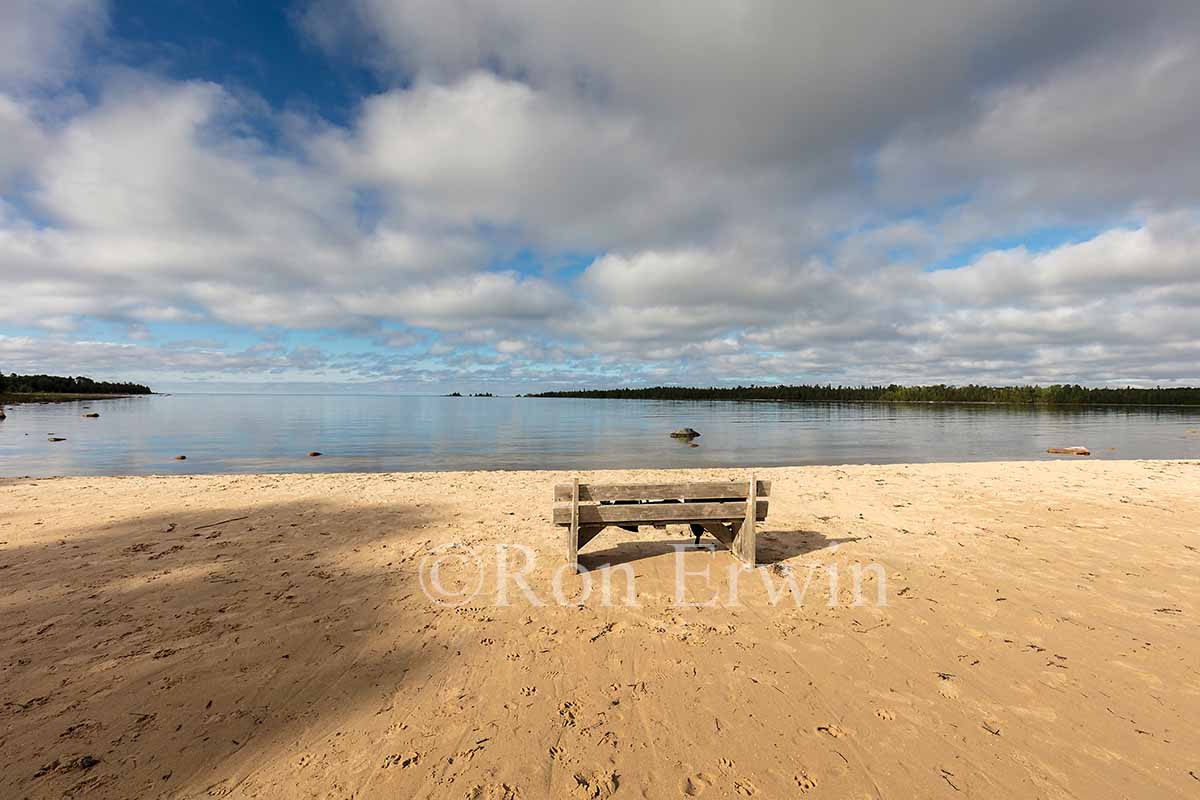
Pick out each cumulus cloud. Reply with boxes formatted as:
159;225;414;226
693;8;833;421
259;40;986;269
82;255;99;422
2;1;1200;388
1;75;560;339
931;217;1200;308
0;96;49;186
314;71;729;250
0;0;106;88
300;1;1161;162
0;334;336;379
877;36;1200;219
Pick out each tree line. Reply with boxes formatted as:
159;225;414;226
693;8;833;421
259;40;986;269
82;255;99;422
527;383;1200;406
0;373;153;395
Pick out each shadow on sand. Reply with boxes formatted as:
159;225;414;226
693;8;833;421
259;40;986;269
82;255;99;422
0;494;450;798
577;528;863;570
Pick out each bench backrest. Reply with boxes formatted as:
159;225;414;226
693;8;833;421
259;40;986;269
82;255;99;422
553;480;770;526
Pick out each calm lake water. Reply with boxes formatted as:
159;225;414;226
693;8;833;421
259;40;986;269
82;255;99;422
1;394;1199;476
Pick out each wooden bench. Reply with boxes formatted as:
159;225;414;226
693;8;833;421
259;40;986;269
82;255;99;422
554;476;770;571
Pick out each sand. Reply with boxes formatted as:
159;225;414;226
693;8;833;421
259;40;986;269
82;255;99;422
1;460;1197;799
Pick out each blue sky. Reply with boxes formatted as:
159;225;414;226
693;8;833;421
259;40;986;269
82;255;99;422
107;1;381;122
1;1;1199;392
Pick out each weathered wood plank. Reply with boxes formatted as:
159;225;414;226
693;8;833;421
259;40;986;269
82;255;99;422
698;521;738;548
567;478;579;570
732;474;757;565
553;500;768;526
554;480;771;502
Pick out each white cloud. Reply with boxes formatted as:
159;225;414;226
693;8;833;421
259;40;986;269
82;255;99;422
0;95;49;185
0;75;565;339
339;271;567;329
316;71;719;249
3;1;1200;387
877;38;1200;218
0;0;106;88
931;216;1200;307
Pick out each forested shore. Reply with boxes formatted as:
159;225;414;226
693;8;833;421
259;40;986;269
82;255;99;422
0;373;152;401
528;384;1200;406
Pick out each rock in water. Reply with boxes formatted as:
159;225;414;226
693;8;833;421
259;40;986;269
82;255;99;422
1047;446;1090;456
0;407;6;419
82;412;100;418
308;451;322;457
174;455;187;460
48;437;66;442
670;427;701;438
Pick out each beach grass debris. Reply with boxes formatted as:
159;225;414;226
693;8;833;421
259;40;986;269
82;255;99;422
194;515;249;531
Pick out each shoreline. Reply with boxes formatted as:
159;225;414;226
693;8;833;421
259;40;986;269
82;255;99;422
2;460;1197;798
4;456;1198;483
0;392;150;405
3;456;1198;483
7;391;1200;409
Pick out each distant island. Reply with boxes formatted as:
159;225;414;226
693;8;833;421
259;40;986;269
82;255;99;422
445;392;495;397
526;384;1200;406
0;373;153;404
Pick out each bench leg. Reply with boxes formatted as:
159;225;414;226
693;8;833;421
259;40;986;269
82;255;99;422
567;478;580;572
731;517;756;566
732;473;757;566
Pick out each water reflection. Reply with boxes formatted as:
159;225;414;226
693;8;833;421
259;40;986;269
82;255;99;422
1;394;1197;476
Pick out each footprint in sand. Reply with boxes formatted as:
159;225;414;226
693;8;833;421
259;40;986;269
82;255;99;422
558;701;578;727
381;751;420;769
816;724;847;738
794;772;818;792
683;773;713;796
717;757;735;772
875;708;896;720
466;784;522;800
548;745;565;761
572;769;618;799
520;686;536;696
734;778;758;796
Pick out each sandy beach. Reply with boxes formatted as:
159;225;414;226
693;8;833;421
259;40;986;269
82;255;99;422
1;460;1197;798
